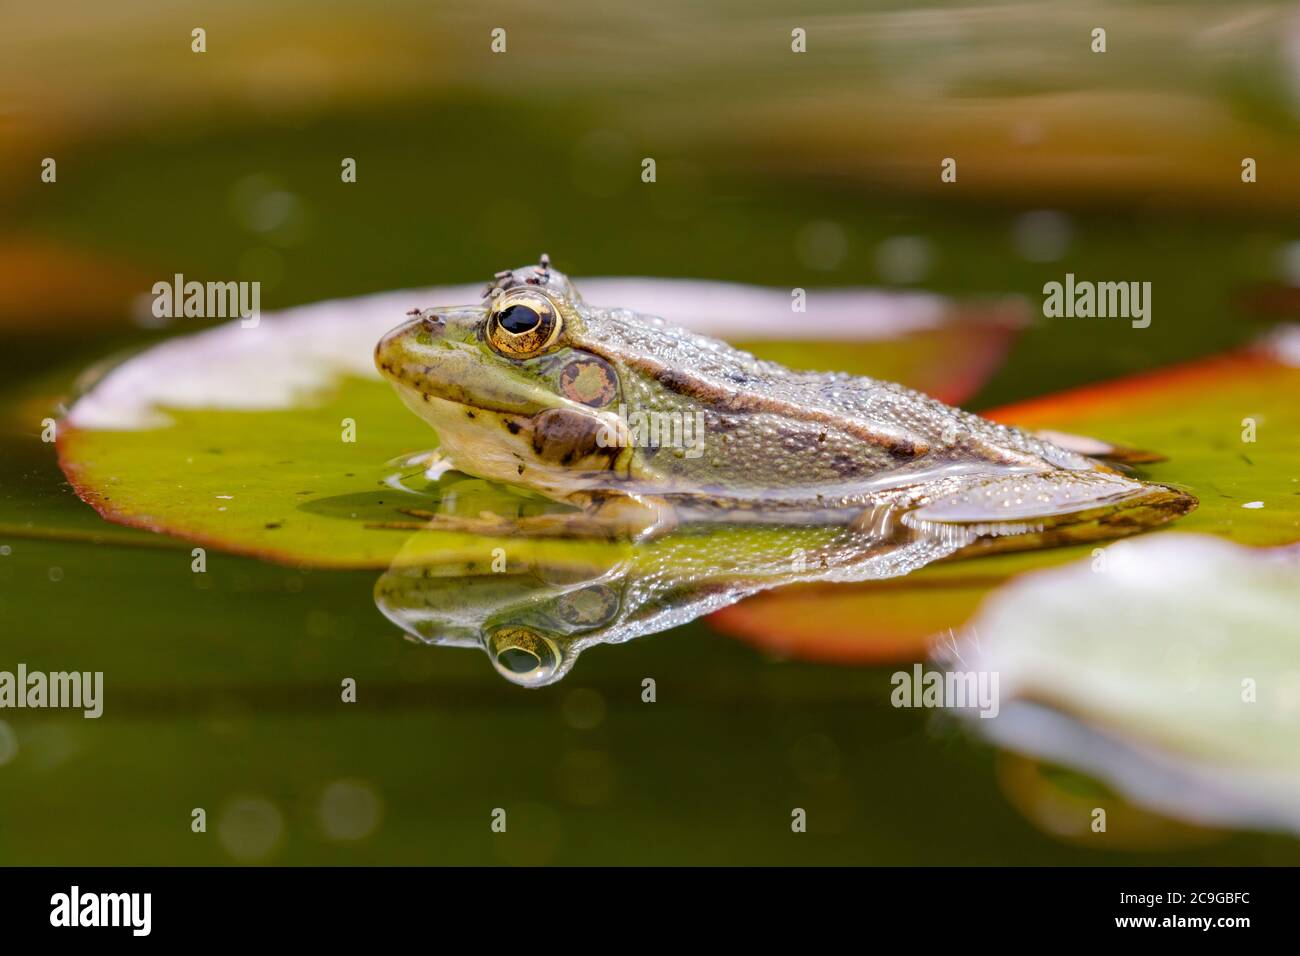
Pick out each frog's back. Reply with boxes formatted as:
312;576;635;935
571;304;1092;509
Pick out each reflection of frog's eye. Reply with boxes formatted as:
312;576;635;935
486;625;562;687
486;292;561;358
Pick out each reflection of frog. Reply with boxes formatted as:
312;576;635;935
374;256;1194;546
374;525;932;687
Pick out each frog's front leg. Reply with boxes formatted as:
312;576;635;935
371;492;677;541
399;448;456;482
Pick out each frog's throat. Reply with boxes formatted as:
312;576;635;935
392;385;622;502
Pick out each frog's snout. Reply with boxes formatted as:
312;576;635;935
375;313;435;379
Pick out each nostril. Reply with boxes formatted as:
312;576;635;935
421;313;444;331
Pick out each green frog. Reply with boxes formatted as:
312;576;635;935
374;257;1194;550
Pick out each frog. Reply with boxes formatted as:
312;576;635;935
374;256;1195;550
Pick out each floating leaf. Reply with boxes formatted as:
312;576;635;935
958;534;1300;835
57;280;1020;567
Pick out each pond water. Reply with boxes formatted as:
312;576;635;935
3;3;1300;863
4;265;1297;864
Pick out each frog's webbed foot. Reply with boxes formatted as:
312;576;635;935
369;494;676;541
415;449;456;481
391;449;457;482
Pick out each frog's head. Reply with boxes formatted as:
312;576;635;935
375;258;631;496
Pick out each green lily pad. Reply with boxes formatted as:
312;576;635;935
710;329;1300;661
57;279;1021;567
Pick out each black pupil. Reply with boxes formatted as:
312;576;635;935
498;648;540;674
498;304;541;335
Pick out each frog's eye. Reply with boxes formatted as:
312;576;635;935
486;291;561;358
486;625;561;686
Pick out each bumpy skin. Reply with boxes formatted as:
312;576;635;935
374;261;1194;539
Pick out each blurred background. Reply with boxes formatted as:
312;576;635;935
2;1;1300;864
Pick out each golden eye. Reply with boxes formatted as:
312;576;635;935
486;292;560;358
487;626;561;686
